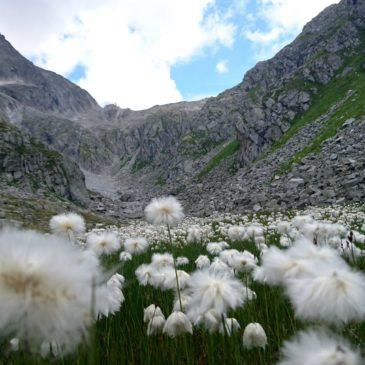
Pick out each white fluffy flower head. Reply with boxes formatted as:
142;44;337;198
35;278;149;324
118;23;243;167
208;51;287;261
187;226;203;243
151;253;174;268
242;323;267;349
0;228;103;353
119;251;132;262
144;304;164;323
163;311;193;338
195;255;210;269
286;267;365;325
87;232;120;256
124;237;149;254
278;329;362;365
49;213;85;237
186;270;246;321
145;196;184;227
147;316;166;336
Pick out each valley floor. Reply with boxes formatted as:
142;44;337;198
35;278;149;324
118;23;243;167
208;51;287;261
1;200;365;364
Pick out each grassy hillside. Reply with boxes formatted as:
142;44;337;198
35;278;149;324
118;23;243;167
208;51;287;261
275;53;365;175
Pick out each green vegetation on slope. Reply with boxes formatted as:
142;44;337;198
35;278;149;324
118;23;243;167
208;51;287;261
132;158;152;173
180;130;223;159
275;53;365;175
196;140;241;180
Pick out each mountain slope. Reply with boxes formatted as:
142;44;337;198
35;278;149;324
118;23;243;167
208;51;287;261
0;0;364;216
0;34;98;115
0;119;89;204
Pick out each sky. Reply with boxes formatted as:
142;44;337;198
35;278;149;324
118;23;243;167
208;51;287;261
0;0;339;110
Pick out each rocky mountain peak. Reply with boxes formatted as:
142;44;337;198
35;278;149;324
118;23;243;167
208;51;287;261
0;33;99;116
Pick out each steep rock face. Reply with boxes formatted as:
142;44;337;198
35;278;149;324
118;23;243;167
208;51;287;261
203;0;365;166
0;34;99;116
0;119;89;204
84;0;365;188
185;116;365;215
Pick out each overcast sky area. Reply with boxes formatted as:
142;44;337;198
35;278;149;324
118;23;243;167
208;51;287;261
0;0;339;110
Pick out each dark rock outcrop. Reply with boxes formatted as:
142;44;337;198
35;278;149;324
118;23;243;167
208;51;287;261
0;119;89;204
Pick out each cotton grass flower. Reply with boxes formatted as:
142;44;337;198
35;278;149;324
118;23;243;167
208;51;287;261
163;311;193;338
147;316;166;336
288;238;344;265
135;264;154;286
147;267;172;289
230;251;257;272
0;228;103;353
280;236;291;247
49;213;85;239
119;251;132;262
108;273;125;288
291;215;313;229
145;196;184;227
145;197;185;312
228;226;245;241
97;273;125;317
124;237;149;254
246;225;264;239
286;267;365;325
187;226;203;243
149;267;190;291
219;249;239;265
242;323;267;349
173;293;191;312
87;232;120;256
144;304;164;323
163;269;190;290
40;340;60;358
207;242;223;255
194;309;221;333
176;256;189;266
277;328;362;365
219;317;240;336
151;253;174;268
195;255;210;269
253;239;343;285
277;221;291;235
209;258;233;275
186;270;246;321
9;338;19;352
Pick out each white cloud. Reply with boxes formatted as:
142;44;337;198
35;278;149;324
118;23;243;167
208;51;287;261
0;0;236;110
257;0;340;35
185;92;217;101
245;28;283;43
216;59;229;74
244;0;340;60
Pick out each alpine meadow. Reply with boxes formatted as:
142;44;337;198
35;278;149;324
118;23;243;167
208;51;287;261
0;1;365;364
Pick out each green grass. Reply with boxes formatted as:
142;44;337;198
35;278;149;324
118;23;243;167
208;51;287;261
119;155;131;168
3;208;365;364
132;158;152;173
154;175;166;187
196;140;241;180
0;232;295;365
247;86;261;102
179;131;223;160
